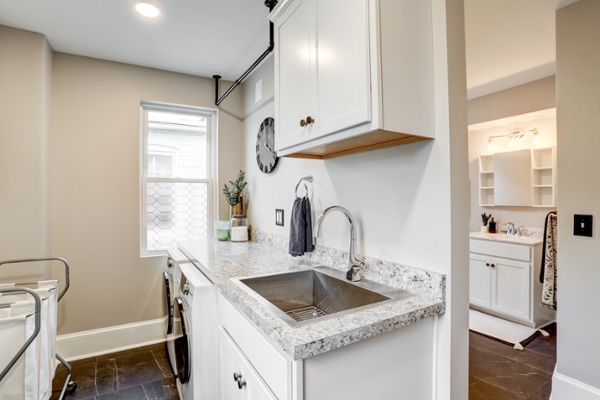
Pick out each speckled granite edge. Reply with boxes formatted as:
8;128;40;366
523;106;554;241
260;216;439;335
177;237;446;361
251;229;445;304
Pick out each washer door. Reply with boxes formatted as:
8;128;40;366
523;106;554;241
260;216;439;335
163;271;173;335
174;297;191;384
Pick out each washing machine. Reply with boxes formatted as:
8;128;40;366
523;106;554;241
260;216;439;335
173;262;218;400
164;248;186;378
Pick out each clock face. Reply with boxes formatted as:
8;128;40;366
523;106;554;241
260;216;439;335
256;117;278;173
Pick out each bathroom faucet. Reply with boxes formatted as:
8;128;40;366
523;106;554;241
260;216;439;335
506;222;515;236
314;206;365;282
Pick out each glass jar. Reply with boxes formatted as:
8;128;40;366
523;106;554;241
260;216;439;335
215;220;230;241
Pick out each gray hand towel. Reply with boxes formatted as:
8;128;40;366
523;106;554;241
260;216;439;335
303;197;314;253
289;197;306;257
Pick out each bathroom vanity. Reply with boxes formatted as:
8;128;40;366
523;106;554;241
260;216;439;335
469;232;555;328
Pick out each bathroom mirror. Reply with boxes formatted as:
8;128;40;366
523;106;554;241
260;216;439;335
494;149;532;206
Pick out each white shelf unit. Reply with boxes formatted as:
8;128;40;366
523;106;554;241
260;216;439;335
531;147;556;207
479;154;494;206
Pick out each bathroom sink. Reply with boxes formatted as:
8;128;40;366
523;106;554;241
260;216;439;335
470;232;542;245
232;266;414;327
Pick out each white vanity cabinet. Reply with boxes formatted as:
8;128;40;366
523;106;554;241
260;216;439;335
217;292;436;400
270;0;436;159
469;238;555;328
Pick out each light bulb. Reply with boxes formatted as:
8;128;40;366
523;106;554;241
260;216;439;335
533;135;540;145
508;138;515;148
487;140;493;152
135;2;160;18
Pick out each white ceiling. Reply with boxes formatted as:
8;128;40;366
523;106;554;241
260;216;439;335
0;0;582;98
465;0;579;99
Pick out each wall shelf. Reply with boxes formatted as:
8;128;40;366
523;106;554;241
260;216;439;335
478;147;556;207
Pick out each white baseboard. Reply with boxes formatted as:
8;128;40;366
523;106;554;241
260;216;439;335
56;316;168;361
552;371;600;400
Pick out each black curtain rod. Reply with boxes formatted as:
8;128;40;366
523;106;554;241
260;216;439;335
213;0;277;107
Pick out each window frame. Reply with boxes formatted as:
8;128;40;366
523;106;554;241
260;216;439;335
139;101;218;257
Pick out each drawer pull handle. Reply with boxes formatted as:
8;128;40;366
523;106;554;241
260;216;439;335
491;263;496;268
300;119;306;127
237;378;247;389
233;372;246;389
485;263;490;267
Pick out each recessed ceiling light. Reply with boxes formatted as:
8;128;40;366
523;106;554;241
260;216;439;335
135;2;160;18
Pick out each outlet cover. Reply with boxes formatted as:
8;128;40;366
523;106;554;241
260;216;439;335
573;214;593;237
275;209;284;226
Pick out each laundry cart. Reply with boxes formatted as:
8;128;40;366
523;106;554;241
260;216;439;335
0;257;77;399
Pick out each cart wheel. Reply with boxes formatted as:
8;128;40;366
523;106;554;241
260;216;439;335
67;381;77;394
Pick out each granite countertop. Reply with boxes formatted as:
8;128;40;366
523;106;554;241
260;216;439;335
470;231;543;245
177;236;445;361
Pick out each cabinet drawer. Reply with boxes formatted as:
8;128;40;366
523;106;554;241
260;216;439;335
470;239;531;262
218;293;290;400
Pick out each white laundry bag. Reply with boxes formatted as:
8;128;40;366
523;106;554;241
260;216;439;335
0;301;39;400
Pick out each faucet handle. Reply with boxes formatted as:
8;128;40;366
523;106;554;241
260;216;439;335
346;262;365;282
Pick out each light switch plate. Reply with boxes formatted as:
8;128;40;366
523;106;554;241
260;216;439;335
573;214;593;237
275;209;284;226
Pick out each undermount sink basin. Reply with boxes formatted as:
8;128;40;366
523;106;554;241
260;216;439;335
232;266;414;327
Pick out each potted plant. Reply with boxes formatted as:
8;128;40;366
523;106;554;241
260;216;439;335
481;212;492;233
223;170;247;217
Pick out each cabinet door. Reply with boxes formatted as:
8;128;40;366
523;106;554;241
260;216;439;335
491;258;531;321
275;0;316;151
218;327;278;400
469;254;492;309
314;0;371;138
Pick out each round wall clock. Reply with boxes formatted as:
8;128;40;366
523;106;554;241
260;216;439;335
256;117;278;173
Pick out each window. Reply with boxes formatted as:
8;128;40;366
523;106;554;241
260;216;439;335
140;102;216;255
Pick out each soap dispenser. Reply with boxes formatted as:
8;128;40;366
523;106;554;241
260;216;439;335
488;217;497;234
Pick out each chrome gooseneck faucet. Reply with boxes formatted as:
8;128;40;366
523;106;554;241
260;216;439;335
314;206;365;281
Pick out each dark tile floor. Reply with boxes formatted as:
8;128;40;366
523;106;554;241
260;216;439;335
469;323;557;400
50;323;556;399
50;343;178;400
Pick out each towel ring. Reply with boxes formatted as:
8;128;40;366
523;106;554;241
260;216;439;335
296;183;309;198
294;176;313;197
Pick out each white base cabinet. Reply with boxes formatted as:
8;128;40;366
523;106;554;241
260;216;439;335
217;292;436;400
469;238;555;328
219;326;278;400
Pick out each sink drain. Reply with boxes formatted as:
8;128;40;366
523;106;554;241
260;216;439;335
285;306;328;322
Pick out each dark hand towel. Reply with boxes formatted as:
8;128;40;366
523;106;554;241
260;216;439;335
289;197;306;257
303;197;314;253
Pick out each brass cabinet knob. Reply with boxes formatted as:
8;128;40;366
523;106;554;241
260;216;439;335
300;116;315;127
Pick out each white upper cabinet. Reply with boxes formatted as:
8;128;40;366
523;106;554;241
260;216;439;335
270;0;436;159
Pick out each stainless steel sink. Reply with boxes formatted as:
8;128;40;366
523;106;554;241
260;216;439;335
232;266;414;327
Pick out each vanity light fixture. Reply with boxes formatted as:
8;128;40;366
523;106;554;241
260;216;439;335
135;2;160;18
486;128;540;149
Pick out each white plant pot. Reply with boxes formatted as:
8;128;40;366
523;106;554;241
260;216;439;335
480;226;489;233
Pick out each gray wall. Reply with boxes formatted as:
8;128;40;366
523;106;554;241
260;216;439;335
240;0;470;395
555;0;600;395
0;26;52;273
0;25;245;335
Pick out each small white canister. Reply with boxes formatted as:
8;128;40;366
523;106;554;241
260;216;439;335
230;226;249;242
